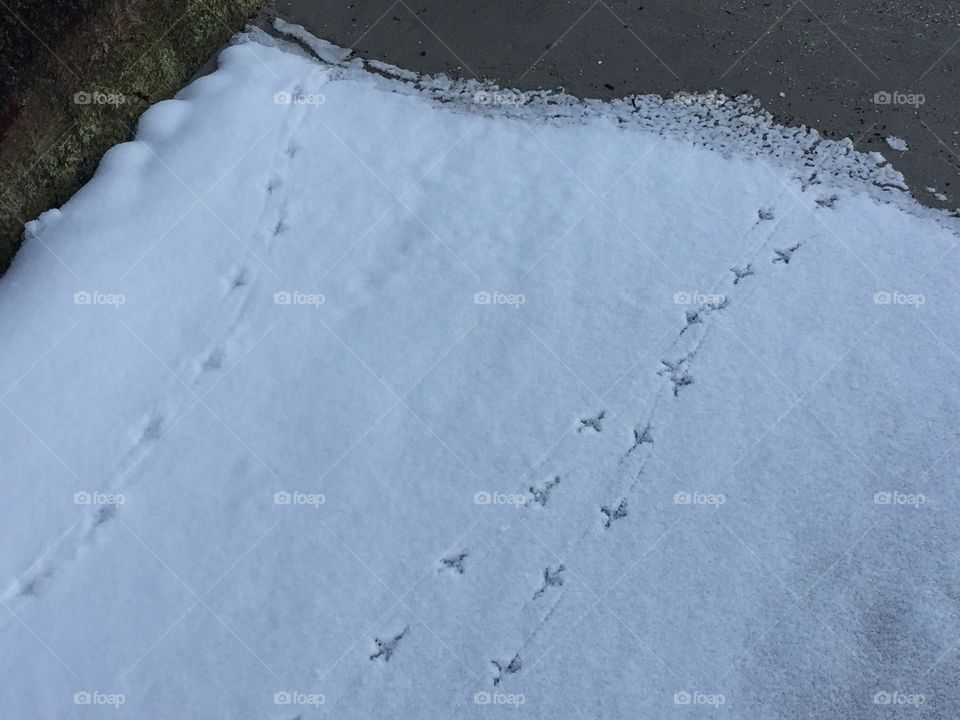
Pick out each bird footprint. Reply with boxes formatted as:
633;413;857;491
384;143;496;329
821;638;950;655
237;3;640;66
370;627;408;662
492;654;522;686
578;411;605;433
533;564;566;599
773;243;801;264
528;476;560;507
601;499;628;528
439;551;468;575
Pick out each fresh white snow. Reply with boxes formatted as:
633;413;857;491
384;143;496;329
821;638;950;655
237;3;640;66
2;27;960;719
886;135;909;152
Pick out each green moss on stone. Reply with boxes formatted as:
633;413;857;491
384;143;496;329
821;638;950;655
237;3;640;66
0;0;264;275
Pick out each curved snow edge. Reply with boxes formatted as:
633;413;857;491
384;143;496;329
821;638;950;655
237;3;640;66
261;21;959;235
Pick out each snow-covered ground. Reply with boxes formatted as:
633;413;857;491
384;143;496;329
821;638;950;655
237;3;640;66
2;26;960;719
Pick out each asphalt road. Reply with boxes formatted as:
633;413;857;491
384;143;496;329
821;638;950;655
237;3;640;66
270;0;960;211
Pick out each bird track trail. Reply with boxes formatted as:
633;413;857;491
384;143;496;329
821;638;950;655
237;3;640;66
1;72;320;608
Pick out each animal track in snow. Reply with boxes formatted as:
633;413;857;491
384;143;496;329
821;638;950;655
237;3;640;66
139;413;164;442
600;499;628;528
731;264;754;285
578;411;605;433
229;266;248;290
492;654;522;686
660;356;689;373
772;243;801;264
671;374;693;395
659;357;693;396
799;170;821;191
273;218;288;237
17;568;52;598
201;348;224;372
682;298;729;335
91;504;116;529
439;550;468;575
4;121;309;612
370;627;408;662
659;357;683;373
625;424;654;457
476;183;815;672
528;476;560;507
533;565;566;599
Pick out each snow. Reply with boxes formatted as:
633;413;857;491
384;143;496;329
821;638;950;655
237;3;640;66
886;135;909;152
2;27;960;719
273;18;353;65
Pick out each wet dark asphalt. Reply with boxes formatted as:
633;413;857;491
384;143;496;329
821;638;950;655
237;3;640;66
270;0;960;210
